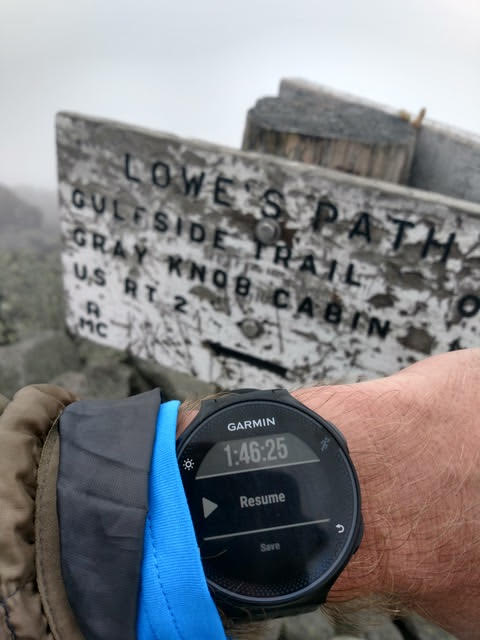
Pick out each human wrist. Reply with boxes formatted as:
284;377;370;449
291;381;398;607
293;353;480;637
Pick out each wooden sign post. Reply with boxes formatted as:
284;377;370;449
243;95;417;184
57;112;480;388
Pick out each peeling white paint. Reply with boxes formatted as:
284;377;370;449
57;113;480;388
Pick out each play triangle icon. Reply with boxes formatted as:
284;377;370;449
202;497;218;519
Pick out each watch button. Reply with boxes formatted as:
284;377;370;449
353;519;364;554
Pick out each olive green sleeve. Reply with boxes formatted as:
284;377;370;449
0;384;78;640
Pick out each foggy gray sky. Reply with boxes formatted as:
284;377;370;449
1;0;479;191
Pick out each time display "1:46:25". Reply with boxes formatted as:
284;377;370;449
223;437;289;468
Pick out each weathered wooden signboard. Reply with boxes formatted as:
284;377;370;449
57;112;480;388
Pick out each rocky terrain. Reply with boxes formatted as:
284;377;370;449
0;183;457;640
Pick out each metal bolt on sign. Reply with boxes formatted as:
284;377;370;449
254;219;281;245
240;318;263;339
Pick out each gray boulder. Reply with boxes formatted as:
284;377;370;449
281;609;334;640
397;614;457;640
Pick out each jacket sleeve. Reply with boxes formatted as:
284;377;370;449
56;390;162;640
0;385;78;640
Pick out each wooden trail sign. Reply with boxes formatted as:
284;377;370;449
57;112;480;388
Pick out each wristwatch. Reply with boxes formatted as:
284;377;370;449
176;389;363;622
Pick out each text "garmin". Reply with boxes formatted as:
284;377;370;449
227;417;276;431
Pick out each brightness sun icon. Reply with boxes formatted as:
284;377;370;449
183;458;194;471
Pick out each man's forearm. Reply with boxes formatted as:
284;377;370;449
292;351;480;638
292;382;393;607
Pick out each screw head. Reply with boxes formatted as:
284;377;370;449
240;318;262;339
254;219;281;245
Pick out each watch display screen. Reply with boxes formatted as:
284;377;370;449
177;398;360;603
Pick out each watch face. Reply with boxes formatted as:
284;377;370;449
177;396;361;604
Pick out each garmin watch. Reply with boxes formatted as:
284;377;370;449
176;389;363;621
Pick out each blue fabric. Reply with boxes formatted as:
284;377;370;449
137;400;227;640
